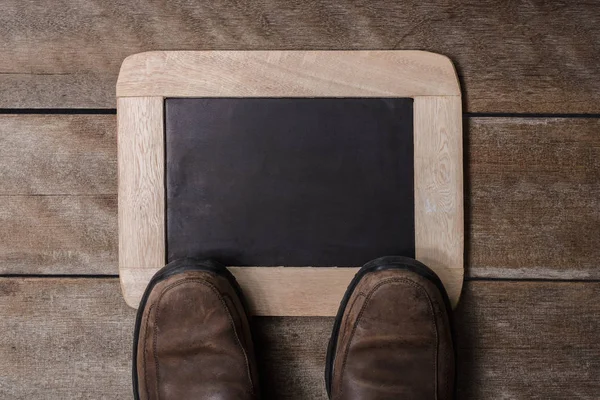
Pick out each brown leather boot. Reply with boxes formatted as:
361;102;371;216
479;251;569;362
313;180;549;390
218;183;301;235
326;256;455;400
133;259;259;399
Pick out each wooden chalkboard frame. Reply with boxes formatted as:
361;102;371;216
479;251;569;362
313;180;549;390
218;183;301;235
116;51;463;315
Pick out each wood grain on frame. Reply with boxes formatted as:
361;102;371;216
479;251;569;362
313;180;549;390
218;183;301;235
117;51;460;97
117;97;165;307
121;267;359;317
117;51;463;313
414;96;464;306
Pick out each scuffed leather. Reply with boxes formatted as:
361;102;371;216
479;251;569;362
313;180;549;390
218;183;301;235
136;270;259;400
331;269;455;400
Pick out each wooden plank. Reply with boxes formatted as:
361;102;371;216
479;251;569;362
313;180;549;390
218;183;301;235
1;116;599;278
117;97;164;302
455;281;600;398
0;115;116;195
1;278;599;398
0;115;117;274
117;51;460;97
253;316;333;399
0;277;333;399
468;117;600;279
1;1;600;112
0;195;117;274
414;96;463;306
0;278;133;399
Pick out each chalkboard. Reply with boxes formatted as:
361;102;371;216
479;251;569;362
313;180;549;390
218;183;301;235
117;51;464;312
165;98;415;266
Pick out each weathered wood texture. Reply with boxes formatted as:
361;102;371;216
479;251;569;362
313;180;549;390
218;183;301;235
455;281;600;399
254;316;332;399
0;115;118;274
0;196;117;274
1;116;598;278
467;118;600;278
0;115;115;195
0;278;132;399
1;278;599;399
0;278;331;399
1;1;599;112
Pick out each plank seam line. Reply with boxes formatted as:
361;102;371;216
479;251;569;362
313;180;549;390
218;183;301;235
465;112;600;118
1;275;600;284
1;109;599;118
0;274;119;279
0;194;116;197
0;108;117;115
465;277;600;283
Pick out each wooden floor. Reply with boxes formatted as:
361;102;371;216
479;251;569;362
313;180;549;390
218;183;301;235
1;1;599;398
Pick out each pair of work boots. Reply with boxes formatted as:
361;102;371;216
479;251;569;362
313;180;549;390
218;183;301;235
133;256;455;399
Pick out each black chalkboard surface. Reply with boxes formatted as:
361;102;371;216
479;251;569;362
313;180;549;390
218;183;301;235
165;98;414;266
